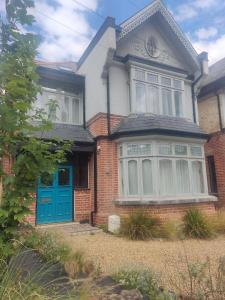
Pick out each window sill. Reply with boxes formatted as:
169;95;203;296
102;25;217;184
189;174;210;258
75;187;90;191
114;195;217;206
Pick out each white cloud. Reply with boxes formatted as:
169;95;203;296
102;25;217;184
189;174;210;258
193;35;225;65
175;4;198;22
195;27;218;40
193;0;216;9
32;0;99;62
174;0;218;22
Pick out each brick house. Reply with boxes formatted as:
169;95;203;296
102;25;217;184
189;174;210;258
4;0;218;226
198;57;225;208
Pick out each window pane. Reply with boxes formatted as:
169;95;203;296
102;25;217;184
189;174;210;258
127;144;139;156
75;153;88;188
176;160;190;193
139;144;152;155
192;161;204;193
135;69;145;81
58;168;70;186
62;96;70;122
207;156;217;194
174;91;183;117
175;144;187;155
120;161;125;195
161;77;171;87
159;159;173;195
142;159;153;195
162;89;173;115
159;144;172;155
40;172;53;187
119;145;123;157
190;146;202;157
147;73;158;83
135;83;146;112
72;98;80;124
127;144;151;156
147;85;159;114
174;79;182;89
128;160;138;195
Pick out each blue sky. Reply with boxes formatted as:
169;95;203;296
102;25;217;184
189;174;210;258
1;0;225;64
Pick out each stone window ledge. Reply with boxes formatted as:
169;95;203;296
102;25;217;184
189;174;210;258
114;196;217;206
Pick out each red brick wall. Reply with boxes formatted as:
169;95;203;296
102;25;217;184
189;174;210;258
75;189;92;222
205;132;225;208
88;113;216;225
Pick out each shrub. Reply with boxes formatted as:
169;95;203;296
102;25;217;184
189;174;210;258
209;210;225;235
120;211;161;240
183;208;213;239
113;269;174;300
160;219;184;240
22;230;71;263
167;255;225;299
0;250;81;299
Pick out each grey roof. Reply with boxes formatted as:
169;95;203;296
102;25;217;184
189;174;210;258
35;61;78;72
202;57;225;87
112;114;207;138
35;124;94;143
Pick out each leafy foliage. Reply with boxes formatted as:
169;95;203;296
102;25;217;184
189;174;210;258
113;269;174;300
0;0;70;240
183;209;213;239
120;211;161;240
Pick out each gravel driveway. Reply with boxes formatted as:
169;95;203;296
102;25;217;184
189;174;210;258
58;232;225;288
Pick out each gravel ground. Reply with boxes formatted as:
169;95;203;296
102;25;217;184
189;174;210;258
58;233;225;287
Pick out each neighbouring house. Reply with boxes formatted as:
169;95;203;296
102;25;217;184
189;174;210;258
4;0;218;226
198;57;225;208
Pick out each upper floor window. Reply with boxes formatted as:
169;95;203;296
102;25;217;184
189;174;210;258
131;68;184;118
36;88;82;125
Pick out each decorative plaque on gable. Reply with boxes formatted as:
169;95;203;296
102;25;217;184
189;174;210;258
145;35;160;58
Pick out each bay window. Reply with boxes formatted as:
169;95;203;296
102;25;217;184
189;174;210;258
132;67;184;117
36;88;82;125
119;141;207;199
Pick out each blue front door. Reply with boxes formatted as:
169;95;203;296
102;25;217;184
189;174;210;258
37;165;73;224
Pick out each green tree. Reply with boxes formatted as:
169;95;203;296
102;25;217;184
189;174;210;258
0;0;69;242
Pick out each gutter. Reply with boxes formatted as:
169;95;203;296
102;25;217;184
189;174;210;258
90;146;98;226
106;71;111;136
191;52;208;123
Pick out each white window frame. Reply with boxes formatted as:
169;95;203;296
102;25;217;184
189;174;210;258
36;87;83;125
130;66;184;118
119;140;208;200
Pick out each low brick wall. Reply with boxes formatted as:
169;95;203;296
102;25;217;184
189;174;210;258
93;202;216;225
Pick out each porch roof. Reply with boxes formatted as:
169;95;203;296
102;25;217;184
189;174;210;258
111;114;208;139
35;123;94;144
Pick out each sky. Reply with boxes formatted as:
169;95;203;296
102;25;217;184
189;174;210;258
1;0;225;65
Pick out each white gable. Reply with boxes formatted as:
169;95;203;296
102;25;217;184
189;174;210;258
117;0;199;72
116;20;191;72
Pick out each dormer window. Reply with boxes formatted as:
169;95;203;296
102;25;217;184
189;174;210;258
131;67;184;118
36;88;82;125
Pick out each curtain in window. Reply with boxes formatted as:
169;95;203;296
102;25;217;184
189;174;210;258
120;161;125;195
135;83;146;112
62;96;70;122
128;160;138;195
72;98;80;124
192;161;204;193
142;159;153;195
162;89;172;115
148;85;159;114
159;159;173;195
176;160;190;193
174;91;183;117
